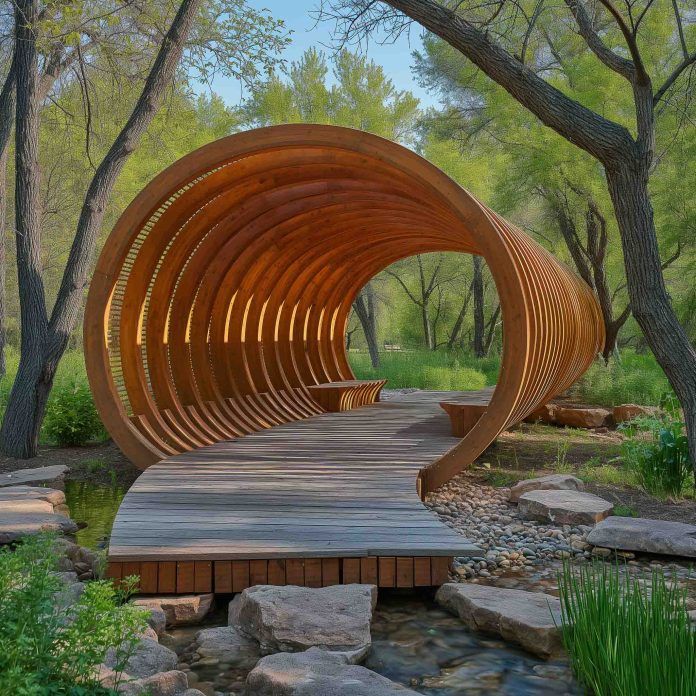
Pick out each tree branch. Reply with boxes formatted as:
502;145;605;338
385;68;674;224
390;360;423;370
654;52;696;106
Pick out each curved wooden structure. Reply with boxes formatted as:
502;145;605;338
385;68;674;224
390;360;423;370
85;124;604;498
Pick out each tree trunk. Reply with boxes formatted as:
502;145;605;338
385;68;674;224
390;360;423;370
447;280;473;351
353;283;380;368
606;160;696;466
472;255;485;357
421;303;435;350
0;0;51;457
0;0;202;457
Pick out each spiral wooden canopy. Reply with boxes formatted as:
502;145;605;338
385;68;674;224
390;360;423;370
84;124;604;495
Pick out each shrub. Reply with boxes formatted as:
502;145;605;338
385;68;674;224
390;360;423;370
621;415;692;497
558;561;696;696
43;379;106;446
0;534;146;695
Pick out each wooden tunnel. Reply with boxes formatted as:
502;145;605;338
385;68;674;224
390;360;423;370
85;124;604;498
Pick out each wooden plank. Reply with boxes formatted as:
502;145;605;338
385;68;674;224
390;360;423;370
304;559;322;588
122;561;140;581
342;558;360;584
396;557;414;588
140;562;159;593
176;561;195;593
430;557;451;586
105;562;122;583
214;561;233;592
194;561;213;593
268;559;286;585
360;557;378;584
322;558;339;586
286;559;304;586
378;557;396;588
413;557;431;586
232;560;250;592
250;560;268;585
158;561;176;593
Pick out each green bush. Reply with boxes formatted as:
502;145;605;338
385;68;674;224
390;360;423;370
43;379;106;446
0;534;146;695
558;561;696;695
621;415;692;497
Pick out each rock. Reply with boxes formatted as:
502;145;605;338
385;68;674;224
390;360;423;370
245;647;421;695
118;670;189;696
104;637;178;678
231;584;376;659
192;626;260;669
435;583;564;658
508;474;585;503
146;607;167;637
518;490;613;525
0;485;66;507
133;594;214;627
0;465;68;489
587;516;696;558
524;403;557;424
554;406;611;429
612;404;660;423
0;498;55;514
0;511;78;543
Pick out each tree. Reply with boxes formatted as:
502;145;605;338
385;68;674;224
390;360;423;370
353;282;381;367
0;0;287;457
322;0;696;464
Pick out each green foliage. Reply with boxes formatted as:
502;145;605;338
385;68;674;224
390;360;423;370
577;460;639;487
0;534;146;695
349;349;493;390
44;380;105;447
621;415;692;498
613;505;638;517
558;561;696;695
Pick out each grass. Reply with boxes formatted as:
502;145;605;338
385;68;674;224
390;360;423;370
558;561;696;695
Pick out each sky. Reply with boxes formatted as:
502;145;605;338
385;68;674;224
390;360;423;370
209;0;438;108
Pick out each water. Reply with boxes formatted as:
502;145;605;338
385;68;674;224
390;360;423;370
64;480;125;550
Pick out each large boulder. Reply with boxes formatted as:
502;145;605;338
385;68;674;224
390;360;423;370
117;670;189;696
508;474;584;503
245;648;421;695
518;489;613;525
436;583;564;658
0;465;68;489
231;584;377;659
0;511;78;543
133;594;214;627
191;626;260;669
104;637;178;678
524;404;557;424
587;516;696;558
553;406;611;429
612;404;660;423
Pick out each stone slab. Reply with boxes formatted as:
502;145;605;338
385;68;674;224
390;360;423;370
0;465;68;488
0;511;78;543
518;489;613;525
0;485;66;505
508;474;584;503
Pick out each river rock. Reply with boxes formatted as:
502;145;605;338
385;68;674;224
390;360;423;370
0;511;78;543
0;465;68;489
436;583;564;658
118;670;189;696
192;626;260;669
508;474;584;503
612;404;660;423
587;516;696;558
554;406;611;429
0;485;66;507
104;637;179;678
518;489;613;525
245;647;421;695
133;594;214;626
231;584;377;659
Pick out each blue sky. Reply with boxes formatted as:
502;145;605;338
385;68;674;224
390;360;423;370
210;0;437;108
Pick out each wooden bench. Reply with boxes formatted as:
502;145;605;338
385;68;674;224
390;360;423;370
307;379;386;412
440;401;488;437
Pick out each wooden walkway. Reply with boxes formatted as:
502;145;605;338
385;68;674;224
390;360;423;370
106;392;481;593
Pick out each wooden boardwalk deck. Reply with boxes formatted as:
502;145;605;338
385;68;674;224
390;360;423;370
106;392;482;593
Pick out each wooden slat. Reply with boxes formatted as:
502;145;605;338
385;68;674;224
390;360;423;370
176;561;195;593
194;561;212;593
342;558;360;584
122;561;140;581
140;562;159;593
430;557;451;586
158;561;176;593
268;559;286;585
396;557;414;588
305;559;322;588
378;557;396;588
105;562;122;583
286;559;304;586
360;557;378;584
214;561;233;592
322;558;339;586
250;560;268;585
232;560;250;592
413;557;431;586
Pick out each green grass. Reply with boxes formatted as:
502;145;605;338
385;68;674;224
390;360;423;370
558;561;696;695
